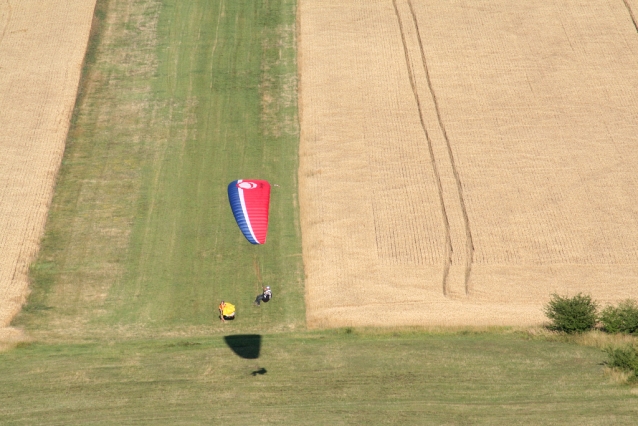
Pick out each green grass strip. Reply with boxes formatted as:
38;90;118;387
18;0;303;339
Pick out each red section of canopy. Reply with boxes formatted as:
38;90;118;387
240;180;270;244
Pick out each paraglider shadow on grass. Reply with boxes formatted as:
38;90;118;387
224;334;261;359
251;367;267;376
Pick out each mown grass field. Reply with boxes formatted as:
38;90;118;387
2;330;638;424
2;0;638;424
17;0;303;339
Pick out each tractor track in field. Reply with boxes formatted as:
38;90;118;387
623;0;638;34
299;0;638;328
392;0;452;295
393;0;473;297
0;0;11;48
406;0;475;295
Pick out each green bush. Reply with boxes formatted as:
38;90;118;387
599;300;638;334
544;293;598;333
605;345;638;377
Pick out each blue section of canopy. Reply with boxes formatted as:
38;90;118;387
228;180;259;244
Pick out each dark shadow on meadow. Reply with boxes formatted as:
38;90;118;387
251;367;267;376
224;334;261;359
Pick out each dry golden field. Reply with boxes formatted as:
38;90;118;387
298;0;638;327
0;0;96;329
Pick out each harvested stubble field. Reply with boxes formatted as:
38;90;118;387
299;0;638;328
0;0;97;330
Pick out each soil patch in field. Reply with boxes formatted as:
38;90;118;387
298;0;638;327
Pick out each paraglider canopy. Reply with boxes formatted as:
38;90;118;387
227;179;271;244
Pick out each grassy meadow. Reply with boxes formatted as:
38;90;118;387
2;330;638;424
18;0;303;339
2;0;638;423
